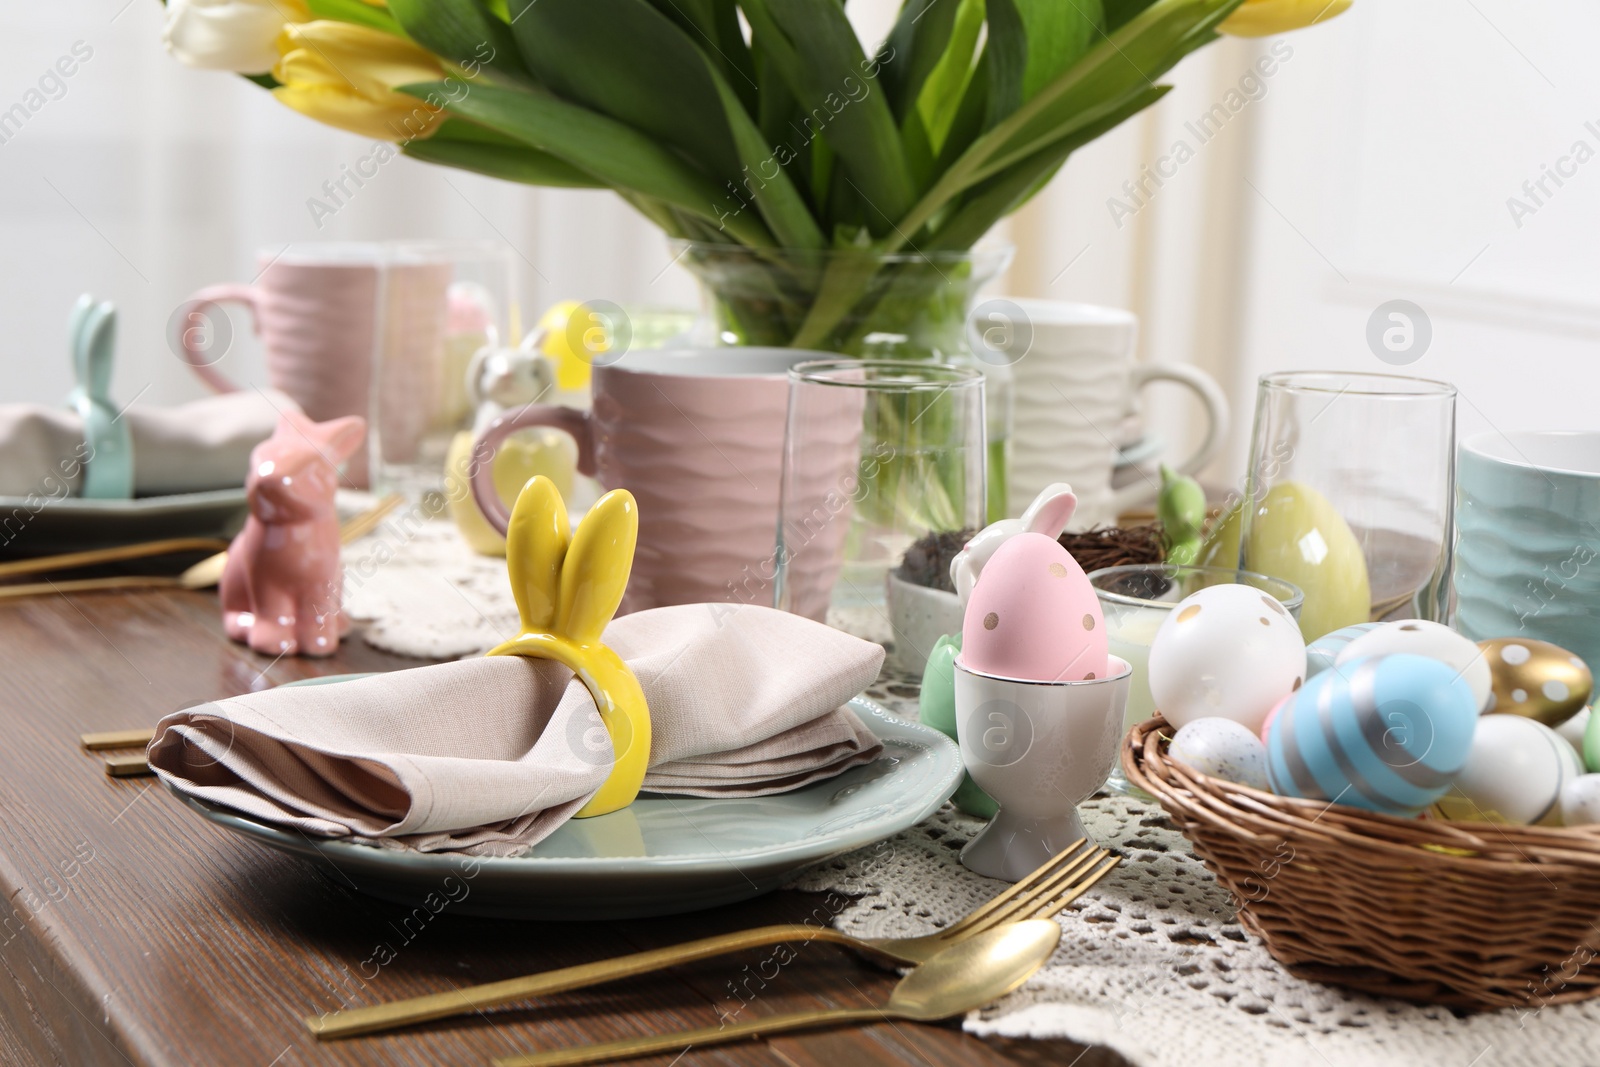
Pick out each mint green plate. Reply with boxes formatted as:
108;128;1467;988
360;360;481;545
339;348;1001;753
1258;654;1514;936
175;687;960;920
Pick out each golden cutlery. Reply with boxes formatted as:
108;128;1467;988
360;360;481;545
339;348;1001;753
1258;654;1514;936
308;840;1118;1040
1;493;403;600
492;919;1063;1067
104;754;153;778
80;728;158;751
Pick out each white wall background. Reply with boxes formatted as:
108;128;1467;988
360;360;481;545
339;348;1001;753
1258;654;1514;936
3;1;1596;486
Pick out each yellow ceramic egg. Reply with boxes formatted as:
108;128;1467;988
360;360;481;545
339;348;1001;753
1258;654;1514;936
444;428;577;556
1478;637;1593;727
1197;481;1371;641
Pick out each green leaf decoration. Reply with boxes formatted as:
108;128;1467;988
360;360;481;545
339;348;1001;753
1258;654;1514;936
399;80;776;246
879;0;962;123
387;0;534;86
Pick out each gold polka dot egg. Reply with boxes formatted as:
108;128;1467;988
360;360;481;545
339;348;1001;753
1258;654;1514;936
1147;583;1307;732
961;532;1107;682
1478;638;1592;727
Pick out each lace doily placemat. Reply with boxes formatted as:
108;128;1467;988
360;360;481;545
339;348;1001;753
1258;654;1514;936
342;513;1600;1067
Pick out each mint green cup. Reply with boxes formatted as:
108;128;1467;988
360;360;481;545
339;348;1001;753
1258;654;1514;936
1454;431;1600;670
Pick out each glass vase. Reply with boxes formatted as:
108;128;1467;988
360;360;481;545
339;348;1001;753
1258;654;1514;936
675;242;1014;523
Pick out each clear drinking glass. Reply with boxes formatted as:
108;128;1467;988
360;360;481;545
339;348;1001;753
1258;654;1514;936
1234;371;1457;640
774;360;986;644
1090;563;1303;795
369;240;517;503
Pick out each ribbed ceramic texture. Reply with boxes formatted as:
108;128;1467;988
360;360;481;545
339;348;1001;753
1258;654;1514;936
1455;445;1600;670
591;365;791;614
1010;319;1137;528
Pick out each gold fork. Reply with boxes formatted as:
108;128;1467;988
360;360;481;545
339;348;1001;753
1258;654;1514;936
307;839;1120;1040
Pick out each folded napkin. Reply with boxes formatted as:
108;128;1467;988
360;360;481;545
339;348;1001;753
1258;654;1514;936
0;388;298;497
149;604;885;855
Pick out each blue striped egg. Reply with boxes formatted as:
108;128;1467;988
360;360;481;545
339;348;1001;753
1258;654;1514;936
1305;622;1384;678
1265;653;1477;815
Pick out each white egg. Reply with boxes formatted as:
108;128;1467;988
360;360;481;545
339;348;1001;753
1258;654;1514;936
1148;583;1308;733
1560;774;1600;827
1435;715;1584;825
1557;706;1591;755
1335;620;1492;711
1169;717;1270;790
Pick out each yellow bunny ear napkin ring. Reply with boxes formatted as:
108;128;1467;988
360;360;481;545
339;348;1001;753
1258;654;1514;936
488;476;650;818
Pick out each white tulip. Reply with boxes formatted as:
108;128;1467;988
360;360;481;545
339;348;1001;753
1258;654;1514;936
162;0;307;76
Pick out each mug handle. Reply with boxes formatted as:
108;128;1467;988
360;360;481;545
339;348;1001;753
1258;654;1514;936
470;405;597;535
1110;364;1230;514
175;283;259;393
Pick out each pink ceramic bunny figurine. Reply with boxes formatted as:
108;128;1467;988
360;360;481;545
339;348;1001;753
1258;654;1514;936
220;410;365;656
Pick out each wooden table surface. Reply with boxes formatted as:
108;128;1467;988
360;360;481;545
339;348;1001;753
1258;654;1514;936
0;585;1125;1067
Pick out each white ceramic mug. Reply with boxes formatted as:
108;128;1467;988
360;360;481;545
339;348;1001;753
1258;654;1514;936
971;301;1228;527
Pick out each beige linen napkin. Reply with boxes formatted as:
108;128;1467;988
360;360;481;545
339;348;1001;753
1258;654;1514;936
149;604;885;854
0;388;297;497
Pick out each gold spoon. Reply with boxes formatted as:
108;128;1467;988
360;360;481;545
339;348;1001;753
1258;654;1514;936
491;919;1063;1067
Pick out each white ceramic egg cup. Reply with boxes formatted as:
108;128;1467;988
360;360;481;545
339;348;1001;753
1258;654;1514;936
953;656;1132;882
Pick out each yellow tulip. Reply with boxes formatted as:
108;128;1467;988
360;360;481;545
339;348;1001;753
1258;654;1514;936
1220;0;1352;37
272;21;449;142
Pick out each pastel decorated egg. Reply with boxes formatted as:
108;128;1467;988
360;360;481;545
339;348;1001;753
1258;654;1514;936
1258;691;1294;743
1434;715;1584;825
961;532;1107;682
1479;638;1592;727
1169;718;1270;790
1559;774;1600;827
1265;654;1477;816
1336;620;1492;711
1305;622;1383;678
1148;583;1307;732
1556;705;1590;757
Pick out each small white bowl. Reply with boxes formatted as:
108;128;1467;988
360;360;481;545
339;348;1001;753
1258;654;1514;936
886;572;964;674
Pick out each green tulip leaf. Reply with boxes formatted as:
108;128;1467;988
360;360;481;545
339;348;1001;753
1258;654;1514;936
307;0;405;35
387;0;534;86
984;0;1103;127
399;80;776;247
403;120;601;187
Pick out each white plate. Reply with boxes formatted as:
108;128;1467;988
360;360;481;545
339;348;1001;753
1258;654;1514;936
0;487;248;555
174;694;961;920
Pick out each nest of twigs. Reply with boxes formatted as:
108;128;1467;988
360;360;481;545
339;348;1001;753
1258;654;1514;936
896;523;1167;593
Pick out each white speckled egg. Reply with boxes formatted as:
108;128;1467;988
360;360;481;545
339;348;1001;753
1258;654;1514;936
1560;773;1600;826
1169;718;1270;790
1435;715;1584;825
1335;620;1492;711
1148;584;1308;733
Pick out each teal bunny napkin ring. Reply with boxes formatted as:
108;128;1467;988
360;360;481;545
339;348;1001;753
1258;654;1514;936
66;294;134;499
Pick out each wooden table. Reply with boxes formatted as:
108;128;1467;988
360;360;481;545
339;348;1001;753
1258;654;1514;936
0;587;1125;1067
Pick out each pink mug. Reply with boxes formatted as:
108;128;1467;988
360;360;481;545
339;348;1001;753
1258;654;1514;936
469;348;855;615
176;245;452;487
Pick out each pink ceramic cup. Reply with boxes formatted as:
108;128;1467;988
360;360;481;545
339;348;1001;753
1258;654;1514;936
175;245;451;487
470;347;857;615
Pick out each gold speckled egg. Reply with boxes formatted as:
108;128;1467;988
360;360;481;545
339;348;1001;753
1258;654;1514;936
1478;637;1593;727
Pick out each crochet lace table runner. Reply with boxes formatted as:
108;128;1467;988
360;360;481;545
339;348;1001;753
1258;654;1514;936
344;516;1600;1067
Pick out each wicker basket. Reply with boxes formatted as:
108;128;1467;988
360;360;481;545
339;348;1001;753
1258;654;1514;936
1123;716;1600;1010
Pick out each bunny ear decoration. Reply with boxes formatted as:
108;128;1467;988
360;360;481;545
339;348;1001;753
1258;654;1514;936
489;476;650;818
1019;483;1077;539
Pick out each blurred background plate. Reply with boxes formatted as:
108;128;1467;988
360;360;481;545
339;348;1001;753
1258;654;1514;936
0;488;248;557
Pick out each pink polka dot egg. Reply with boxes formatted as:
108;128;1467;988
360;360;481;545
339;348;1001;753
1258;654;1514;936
960;532;1107;682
